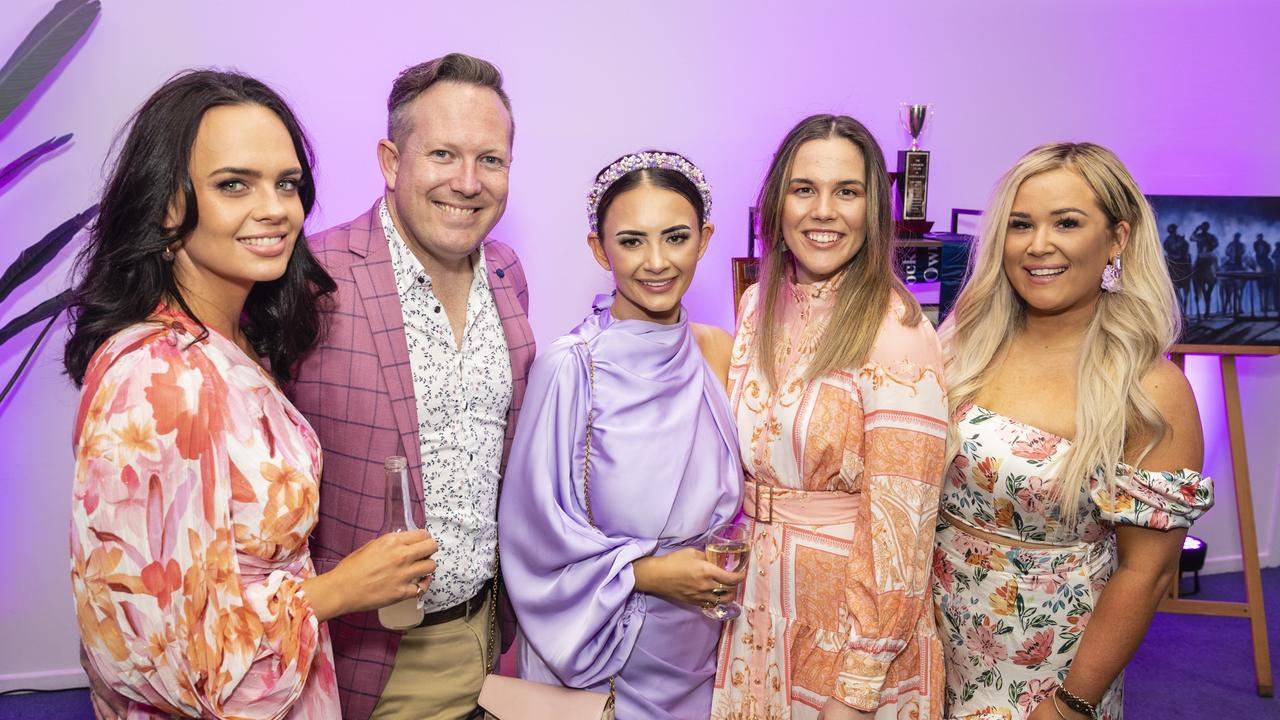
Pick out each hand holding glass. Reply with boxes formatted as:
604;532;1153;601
703;523;749;621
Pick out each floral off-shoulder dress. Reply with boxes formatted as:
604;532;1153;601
933;402;1214;720
70;307;340;718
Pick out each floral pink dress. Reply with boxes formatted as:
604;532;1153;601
70;307;340;718
711;280;949;719
933;402;1214;720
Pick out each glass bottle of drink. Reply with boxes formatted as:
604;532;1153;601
378;455;425;630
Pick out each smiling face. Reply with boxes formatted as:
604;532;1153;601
589;182;712;324
780;136;868;284
1002;168;1128;316
378;81;512;271
170;103;304;312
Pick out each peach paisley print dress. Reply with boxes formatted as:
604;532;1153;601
933;403;1213;720
70;307;340;718
711;279;949;720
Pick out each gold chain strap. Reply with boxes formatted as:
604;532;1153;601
486;546;499;674
582;350;598;527
487;343;615;703
579;349;616;705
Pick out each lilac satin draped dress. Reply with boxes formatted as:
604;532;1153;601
499;296;743;720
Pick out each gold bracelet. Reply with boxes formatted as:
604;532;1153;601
1055;685;1098;720
1050;694;1071;720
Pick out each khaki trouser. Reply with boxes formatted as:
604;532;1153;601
371;594;493;720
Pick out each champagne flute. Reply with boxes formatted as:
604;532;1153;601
702;523;749;621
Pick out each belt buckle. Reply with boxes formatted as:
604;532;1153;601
755;482;773;524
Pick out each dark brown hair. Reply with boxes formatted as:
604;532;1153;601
754;114;921;387
63;70;335;387
386;52;513;144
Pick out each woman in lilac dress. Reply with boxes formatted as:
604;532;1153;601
499;151;744;719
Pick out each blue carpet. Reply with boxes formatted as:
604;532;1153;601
2;569;1278;718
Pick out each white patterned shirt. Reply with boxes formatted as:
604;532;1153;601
381;199;512;612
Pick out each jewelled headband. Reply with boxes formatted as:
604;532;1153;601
586;151;713;232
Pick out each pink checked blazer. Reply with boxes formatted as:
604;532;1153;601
289;201;535;720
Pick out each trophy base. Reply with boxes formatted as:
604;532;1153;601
896;219;934;238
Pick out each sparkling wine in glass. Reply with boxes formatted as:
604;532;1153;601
703;523;749;621
378;455;425;630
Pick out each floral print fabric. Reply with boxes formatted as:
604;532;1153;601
933;403;1213;719
70;307;339;718
711;280;949;719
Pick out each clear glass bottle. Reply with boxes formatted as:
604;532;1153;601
377;455;425;630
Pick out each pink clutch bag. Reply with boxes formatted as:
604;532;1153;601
477;674;614;720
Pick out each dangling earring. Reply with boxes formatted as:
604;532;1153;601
1101;254;1122;293
161;246;176;262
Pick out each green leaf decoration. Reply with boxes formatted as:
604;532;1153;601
0;288;70;346
0;0;101;125
0;133;71;188
0;202;97;305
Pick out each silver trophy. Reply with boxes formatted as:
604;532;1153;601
900;103;933;150
895;103;934;229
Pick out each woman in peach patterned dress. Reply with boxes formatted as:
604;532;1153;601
935;143;1213;720
711;115;948;720
64;71;438;718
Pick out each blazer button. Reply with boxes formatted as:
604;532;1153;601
495;268;505;278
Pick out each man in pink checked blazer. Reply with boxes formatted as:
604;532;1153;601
290;54;534;720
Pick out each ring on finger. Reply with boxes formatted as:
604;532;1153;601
712;585;728;597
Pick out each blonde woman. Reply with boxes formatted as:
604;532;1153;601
933;143;1214;720
711;114;948;720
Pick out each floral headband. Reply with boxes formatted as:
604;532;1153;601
586;151;713;232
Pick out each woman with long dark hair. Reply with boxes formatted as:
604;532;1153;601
66;70;437;718
711;115;948;720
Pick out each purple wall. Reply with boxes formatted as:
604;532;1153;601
1;0;1277;689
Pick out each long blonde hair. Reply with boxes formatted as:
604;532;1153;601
939;142;1180;523
754;114;921;387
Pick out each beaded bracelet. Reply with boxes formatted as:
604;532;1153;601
1055;686;1099;720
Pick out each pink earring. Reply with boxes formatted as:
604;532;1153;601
1101;254;1122;293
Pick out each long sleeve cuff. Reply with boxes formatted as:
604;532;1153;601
834;639;904;710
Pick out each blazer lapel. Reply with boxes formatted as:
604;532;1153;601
349;204;427;516
484;240;535;474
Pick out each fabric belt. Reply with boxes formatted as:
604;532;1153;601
414;579;493;628
743;480;859;525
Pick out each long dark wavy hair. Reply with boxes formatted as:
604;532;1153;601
63;69;335;386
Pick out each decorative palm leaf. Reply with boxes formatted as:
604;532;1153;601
0;291;70;406
0;202;97;305
0;0;101;125
0;133;71;189
0;289;70;347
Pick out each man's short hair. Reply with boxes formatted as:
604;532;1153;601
386;53;513;144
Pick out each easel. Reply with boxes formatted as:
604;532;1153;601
1160;344;1278;697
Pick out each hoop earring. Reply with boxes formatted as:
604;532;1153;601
1101;254;1122;293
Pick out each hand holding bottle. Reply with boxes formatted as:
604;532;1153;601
302;456;437;626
